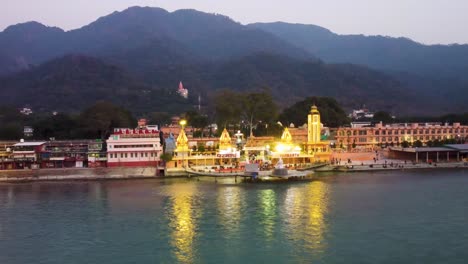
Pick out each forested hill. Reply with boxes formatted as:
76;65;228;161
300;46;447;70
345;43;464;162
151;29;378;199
0;7;312;76
250;22;468;81
0;55;194;114
0;53;433;115
0;6;466;115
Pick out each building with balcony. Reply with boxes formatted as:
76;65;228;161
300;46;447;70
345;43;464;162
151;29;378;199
336;122;468;149
106;127;163;167
12;141;46;169
0;141;16;170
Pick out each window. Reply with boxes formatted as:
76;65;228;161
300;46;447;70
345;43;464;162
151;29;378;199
124;153;128;158
145;153;148;157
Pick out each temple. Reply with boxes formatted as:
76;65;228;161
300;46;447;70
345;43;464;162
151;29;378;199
304;105;331;162
164;104;331;175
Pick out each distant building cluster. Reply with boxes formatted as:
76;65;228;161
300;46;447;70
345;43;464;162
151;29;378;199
19;107;33;115
336;122;468;149
350;108;374;120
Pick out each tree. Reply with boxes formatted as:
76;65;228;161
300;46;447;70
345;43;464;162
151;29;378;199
160;153;173;162
413;140;423;148
213;90;243;128
241;91;278;137
373;111;393;124
402;141;410;148
185;110;209;137
148;112;171;126
0;124;22;140
278;96;349;128
78;101;136;140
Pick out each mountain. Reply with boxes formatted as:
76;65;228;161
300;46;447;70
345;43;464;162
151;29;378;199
0;7;466;115
0;7;312;76
250;22;468;81
0;22;67;74
133;53;430;115
0;53;426;115
0;55;194;114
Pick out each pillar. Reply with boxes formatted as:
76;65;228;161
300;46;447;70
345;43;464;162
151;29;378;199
426;152;429;163
436;152;439;162
447;152;450;162
416;151;418;163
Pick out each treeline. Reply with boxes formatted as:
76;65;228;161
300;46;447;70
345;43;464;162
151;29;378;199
369;111;468;125
0;92;353;140
0;102;135;140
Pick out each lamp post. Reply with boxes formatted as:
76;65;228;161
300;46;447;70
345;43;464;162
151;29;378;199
180;119;187;168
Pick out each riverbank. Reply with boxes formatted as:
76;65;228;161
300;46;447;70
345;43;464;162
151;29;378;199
1;161;467;183
317;161;468;172
0;167;160;182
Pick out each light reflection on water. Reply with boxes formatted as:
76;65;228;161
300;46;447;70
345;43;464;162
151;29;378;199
283;181;330;261
217;186;243;236
258;189;277;242
166;183;199;264
1;170;468;264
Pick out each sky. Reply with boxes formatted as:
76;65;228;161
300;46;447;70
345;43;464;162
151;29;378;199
1;0;467;45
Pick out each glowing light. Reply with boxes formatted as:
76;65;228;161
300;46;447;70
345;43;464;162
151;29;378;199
275;144;285;152
179;120;187;127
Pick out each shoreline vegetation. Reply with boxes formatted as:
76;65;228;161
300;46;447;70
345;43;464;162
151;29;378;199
1;161;467;183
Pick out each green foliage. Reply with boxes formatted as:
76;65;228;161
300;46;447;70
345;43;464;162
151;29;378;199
148;112;172;126
0;107;24;140
214;90;279;136
185;110;209;137
197;144;205;152
413;140;423;148
33;114;79;140
0;123;22;140
78;101;136;140
373;111;393;124
160;153;173;162
213;90;243;128
402;141;410;148
279;96;349;128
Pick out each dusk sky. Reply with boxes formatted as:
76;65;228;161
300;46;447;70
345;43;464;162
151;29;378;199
1;0;467;45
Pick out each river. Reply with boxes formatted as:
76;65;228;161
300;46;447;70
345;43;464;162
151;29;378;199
1;170;467;264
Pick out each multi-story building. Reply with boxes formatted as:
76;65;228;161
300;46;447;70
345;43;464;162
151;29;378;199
336;122;468;149
106;127;163;167
40;140;106;168
0;141;16;170
12;141;46;169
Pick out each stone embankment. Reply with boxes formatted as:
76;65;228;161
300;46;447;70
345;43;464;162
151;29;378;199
0;167;159;182
317;162;468;172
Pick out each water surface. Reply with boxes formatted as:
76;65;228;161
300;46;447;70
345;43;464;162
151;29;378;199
1;170;467;264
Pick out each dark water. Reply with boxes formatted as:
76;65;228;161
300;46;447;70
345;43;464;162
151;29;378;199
1;170;468;264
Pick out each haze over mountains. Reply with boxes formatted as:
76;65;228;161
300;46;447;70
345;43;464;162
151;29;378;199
0;6;466;115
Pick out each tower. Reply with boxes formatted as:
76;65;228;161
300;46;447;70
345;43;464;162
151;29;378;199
308;105;321;144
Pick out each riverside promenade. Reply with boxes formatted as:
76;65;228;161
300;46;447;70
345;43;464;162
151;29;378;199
0;167;159;183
